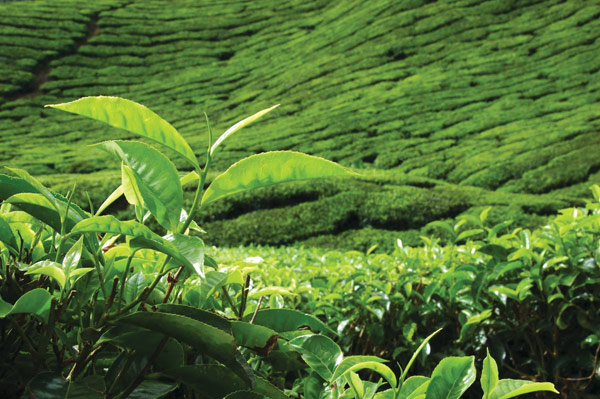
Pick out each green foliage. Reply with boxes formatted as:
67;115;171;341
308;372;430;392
0;97;355;398
216;194;600;397
2;0;600;249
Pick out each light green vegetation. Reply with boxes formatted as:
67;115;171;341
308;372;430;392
1;0;600;248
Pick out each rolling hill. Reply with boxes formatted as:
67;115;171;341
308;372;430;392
1;0;599;251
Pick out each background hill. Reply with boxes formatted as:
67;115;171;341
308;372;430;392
1;0;599;251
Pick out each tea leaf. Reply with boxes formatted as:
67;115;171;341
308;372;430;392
331;356;396;390
46;96;198;168
2;288;52;323
164;233;204;276
0;215;18;255
211;104;279;155
481;349;499;399
425;356;476;399
245;308;335;335
98;141;183;231
490;380;558;399
202;151;353;206
289;334;342;381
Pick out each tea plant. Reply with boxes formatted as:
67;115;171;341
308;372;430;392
0;96;352;398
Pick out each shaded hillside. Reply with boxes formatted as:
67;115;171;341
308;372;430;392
1;0;599;250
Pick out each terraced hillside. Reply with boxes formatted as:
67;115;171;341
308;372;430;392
1;0;599;251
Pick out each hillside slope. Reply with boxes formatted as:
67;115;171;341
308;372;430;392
1;0;599;250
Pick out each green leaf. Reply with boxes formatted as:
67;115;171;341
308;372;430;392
0;215;18;255
288;334;343;381
1;288;52;323
46;96;198;168
26;261;66;290
128;380;178;399
160;364;248;398
489;379;558;399
164;233;204;276
122;163;146;213
5;167;60;211
211;104;279;155
118;311;251;382
62;236;84;276
398;376;430;399
157;303;232;332
71;216;192;271
202;151;353;206
424;356;476;399
481;349;499;399
255;376;290;399
98;141;183;231
224;391;269;399
245;308;335;335
231;321;279;354
99;325;184;370
96;184;124;216
22;372;104;399
6;193;64;233
331;356;396;390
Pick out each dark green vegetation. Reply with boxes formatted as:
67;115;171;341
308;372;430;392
1;0;600;249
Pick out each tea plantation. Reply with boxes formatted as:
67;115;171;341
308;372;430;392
1;0;599;250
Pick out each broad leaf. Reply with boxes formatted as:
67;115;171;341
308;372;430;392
425;356;476;399
98;141;183;231
26;261;66;290
118;311;251;382
202;151;353;206
22;372;104;399
71;216;192;271
489;379;558;399
223;391;269;399
160;365;248;397
46;96;198;168
245;308;335;335
62;236;84;276
128;380;178;399
288;334;342;381
0;288;52;323
0;215;18;255
164;233;204;276
211;104;279;155
158;303;232;332
481;349;499;399
331;356;396;390
231;321;279;354
398;376;430;399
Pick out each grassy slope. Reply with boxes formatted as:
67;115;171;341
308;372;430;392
1;0;599;251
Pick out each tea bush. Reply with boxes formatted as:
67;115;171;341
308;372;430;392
0;97;558;399
224;195;600;398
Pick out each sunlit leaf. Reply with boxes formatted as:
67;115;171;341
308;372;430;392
164;233;204;276
424;356;476;399
26;261;66;290
489;379;558;399
211;104;279;155
98;141;183;231
2;288;52;323
288;334;342;381
46;96;198;168
481;349;499;399
331;356;396;390
202;151;354;206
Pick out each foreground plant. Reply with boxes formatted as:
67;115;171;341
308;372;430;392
0;97;558;399
0;96;351;398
